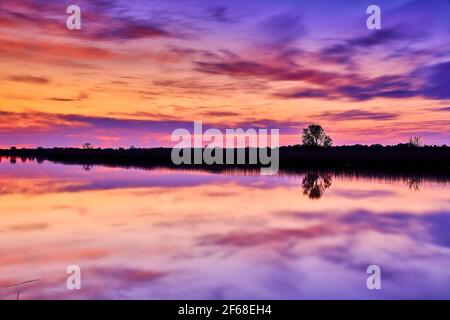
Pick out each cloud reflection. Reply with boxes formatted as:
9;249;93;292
0;162;449;299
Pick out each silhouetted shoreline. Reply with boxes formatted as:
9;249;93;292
1;146;449;174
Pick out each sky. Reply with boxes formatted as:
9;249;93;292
0;0;449;148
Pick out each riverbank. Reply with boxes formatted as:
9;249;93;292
1;146;449;173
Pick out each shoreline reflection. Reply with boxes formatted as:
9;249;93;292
0;158;449;299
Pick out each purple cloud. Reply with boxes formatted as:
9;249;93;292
8;75;50;84
0;110;306;147
414;61;450;99
275;88;329;99
92;19;173;41
275;62;450;101
258;12;305;48
319;28;405;65
317;109;399;121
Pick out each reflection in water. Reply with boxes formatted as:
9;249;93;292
301;171;332;199
83;164;93;171
0;158;449;299
407;177;422;191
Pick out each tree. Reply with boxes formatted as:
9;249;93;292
82;142;93;149
301;171;332;199
301;124;332;147
408;136;423;147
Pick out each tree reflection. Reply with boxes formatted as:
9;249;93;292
407;177;422;191
301;171;332;199
82;164;93;171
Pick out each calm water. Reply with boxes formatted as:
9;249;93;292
1;157;449;299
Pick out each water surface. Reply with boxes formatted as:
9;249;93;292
1;158;449;299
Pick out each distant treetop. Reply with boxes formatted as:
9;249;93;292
301;124;332;147
82;143;93;149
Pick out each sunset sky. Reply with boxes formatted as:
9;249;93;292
0;0;449;148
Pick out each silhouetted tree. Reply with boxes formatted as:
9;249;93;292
82;164;93;171
407;177;422;191
408;136;423;147
302;124;332;147
301;171;332;199
82;143;93;149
